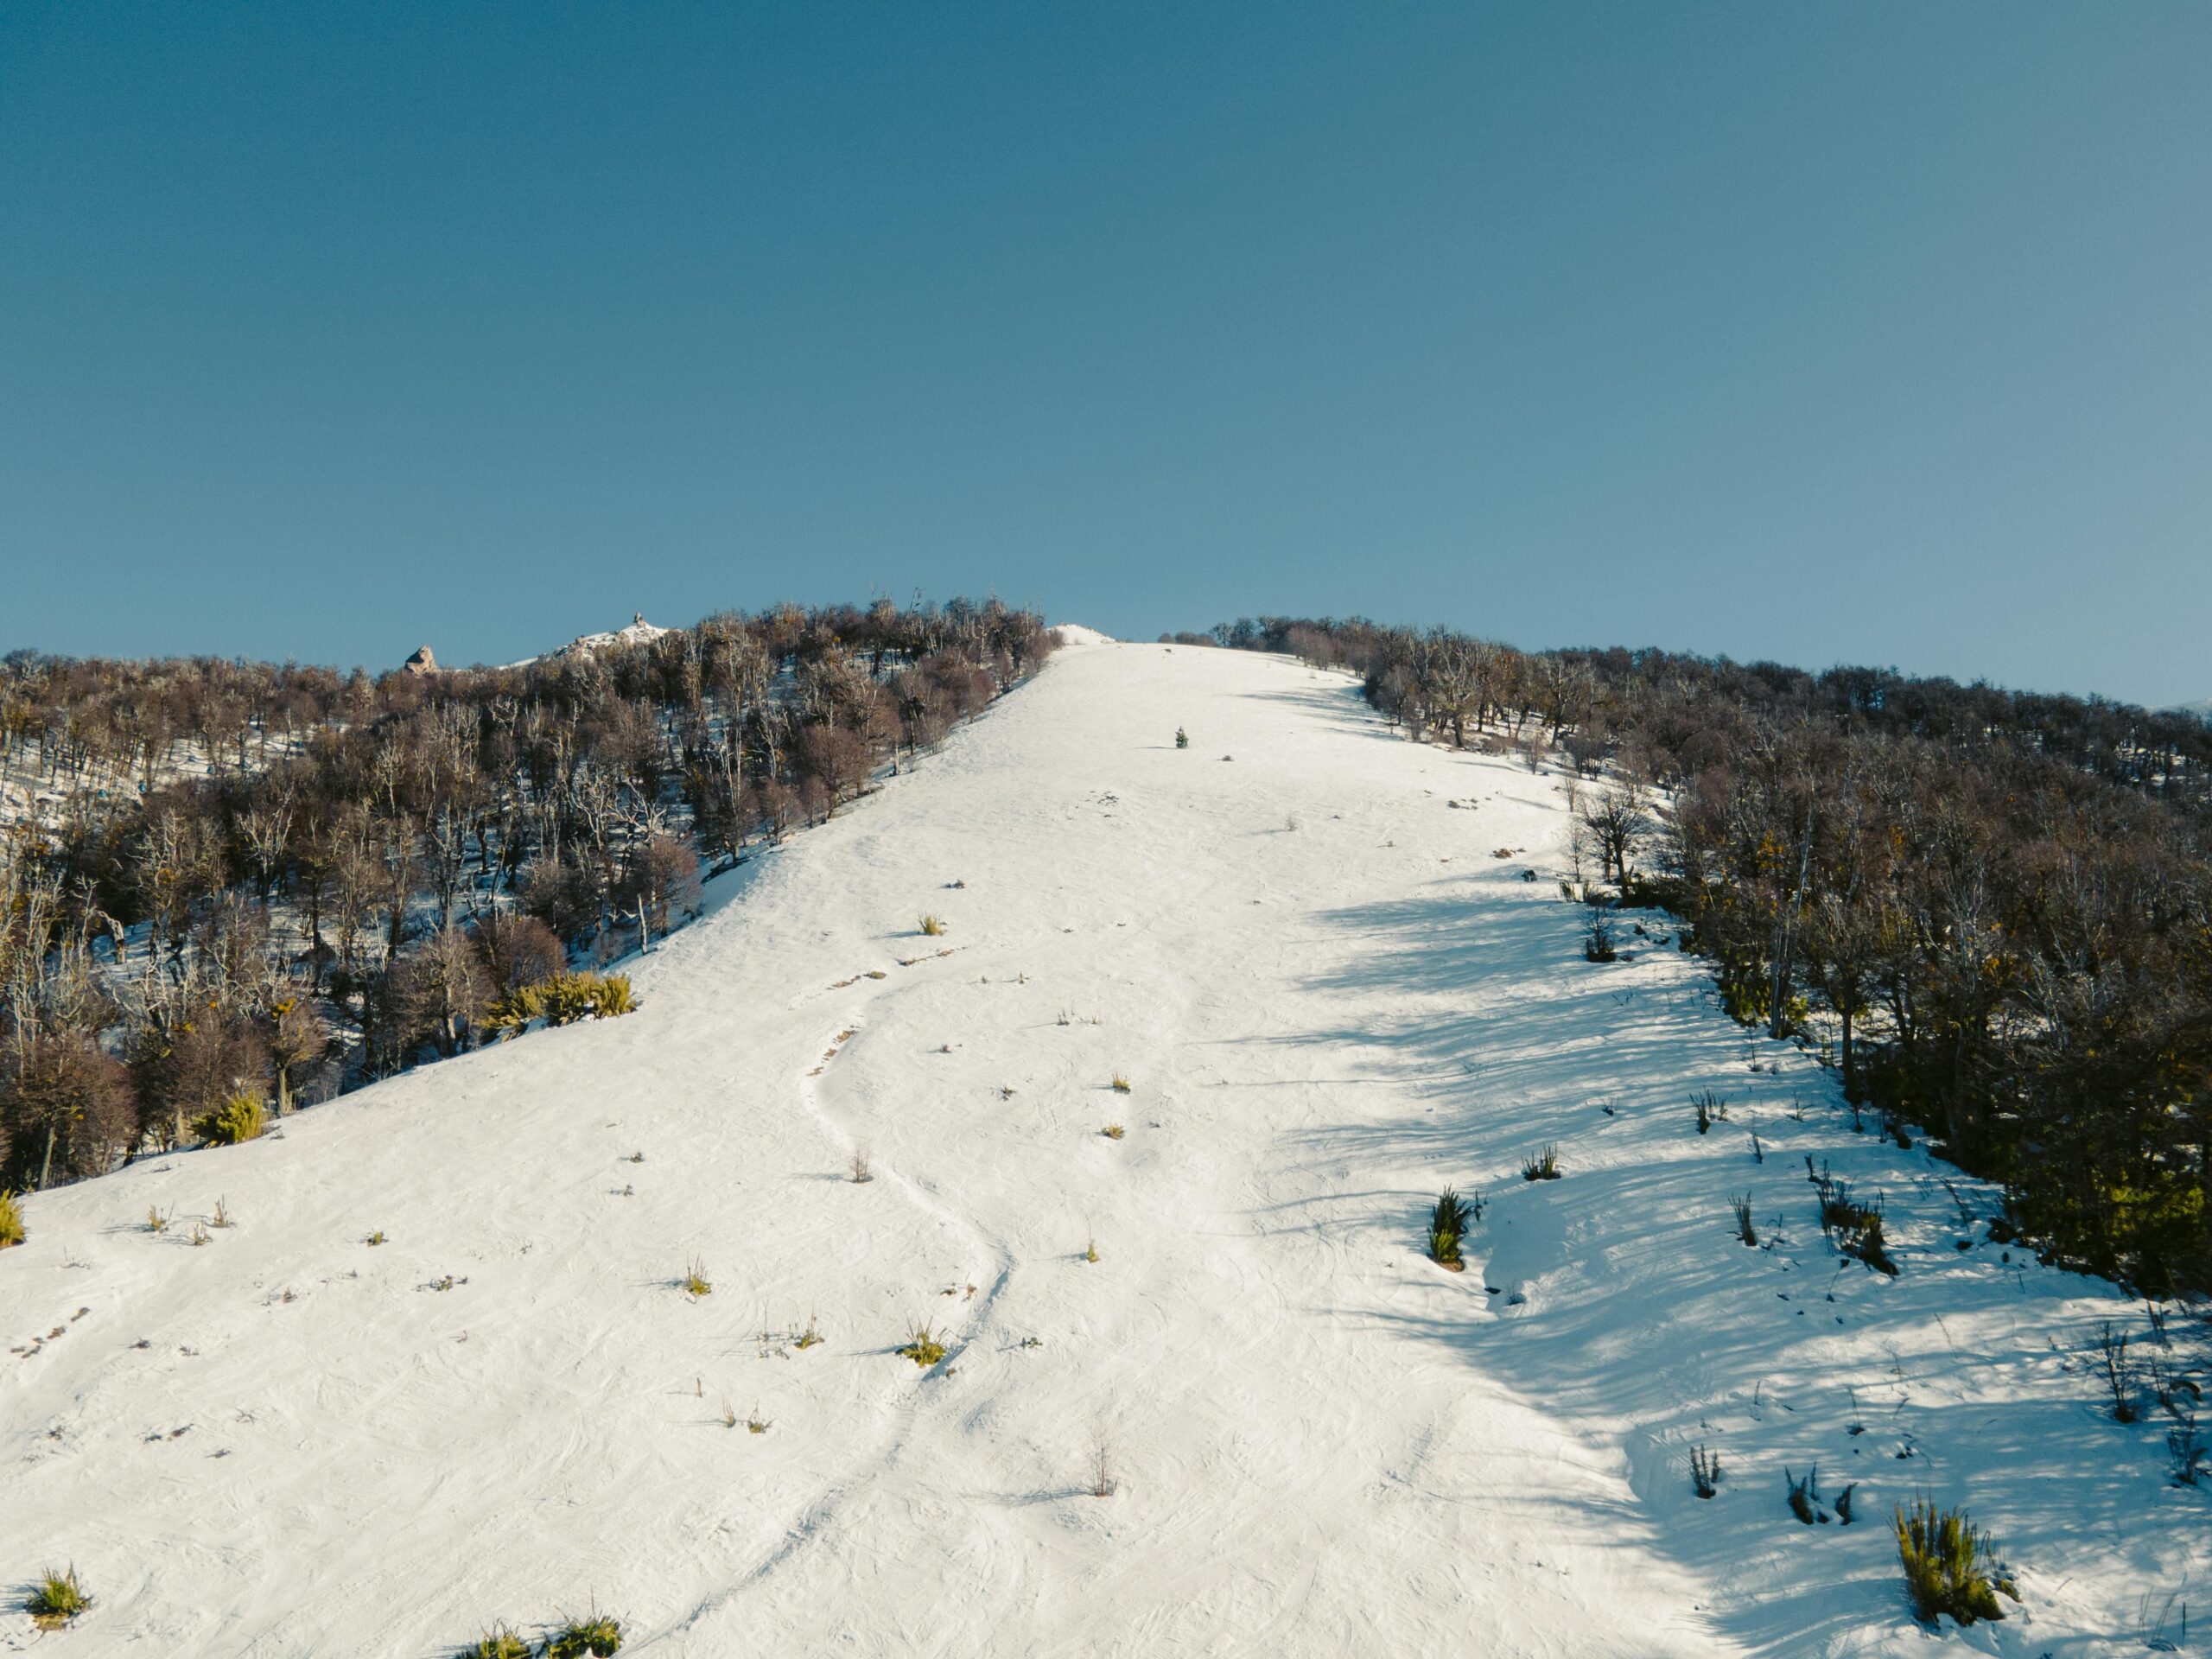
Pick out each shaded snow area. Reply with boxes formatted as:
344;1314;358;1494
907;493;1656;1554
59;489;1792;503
3;641;2204;1656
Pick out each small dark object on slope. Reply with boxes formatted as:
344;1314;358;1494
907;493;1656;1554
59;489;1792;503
1690;1443;1721;1498
1787;1465;1821;1524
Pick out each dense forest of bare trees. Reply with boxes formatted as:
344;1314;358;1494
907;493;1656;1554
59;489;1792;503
0;599;1055;1196
1195;617;2212;1293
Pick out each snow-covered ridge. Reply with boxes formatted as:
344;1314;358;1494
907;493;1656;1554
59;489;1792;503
559;612;674;658
493;613;675;671
1;643;2198;1655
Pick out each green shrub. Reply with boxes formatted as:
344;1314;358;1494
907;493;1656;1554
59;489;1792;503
680;1257;711;1298
1895;1499;2011;1624
544;1611;623;1656
1521;1146;1560;1181
898;1320;947;1368
2014;1172;2207;1291
485;973;636;1039
1428;1187;1480;1269
27;1564;90;1625
0;1189;23;1249
462;1625;532;1658
196;1091;265;1146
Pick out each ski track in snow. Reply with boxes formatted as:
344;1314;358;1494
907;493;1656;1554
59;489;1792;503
2;640;2204;1656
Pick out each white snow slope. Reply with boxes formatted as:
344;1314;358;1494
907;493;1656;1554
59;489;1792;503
3;642;2204;1656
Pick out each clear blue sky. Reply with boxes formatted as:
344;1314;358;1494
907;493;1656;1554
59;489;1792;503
4;4;2208;704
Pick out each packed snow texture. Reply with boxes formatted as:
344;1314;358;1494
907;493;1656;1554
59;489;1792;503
3;640;2202;1655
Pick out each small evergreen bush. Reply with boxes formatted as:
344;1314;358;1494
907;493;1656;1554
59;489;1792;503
196;1091;266;1146
0;1189;23;1249
898;1320;947;1367
1521;1147;1560;1181
462;1625;531;1658
680;1257;712;1298
1582;912;1618;963
1895;1499;2011;1625
484;973;636;1039
1428;1187;1480;1270
1110;1074;1132;1093
543;1611;624;1656
27;1564;90;1626
1689;1443;1720;1498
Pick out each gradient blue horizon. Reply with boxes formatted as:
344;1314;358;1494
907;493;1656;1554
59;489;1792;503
4;4;2208;704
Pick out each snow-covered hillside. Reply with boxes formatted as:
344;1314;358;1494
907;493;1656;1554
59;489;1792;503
3;642;2202;1656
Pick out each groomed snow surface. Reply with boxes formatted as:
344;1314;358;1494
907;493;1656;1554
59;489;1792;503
4;641;2204;1656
